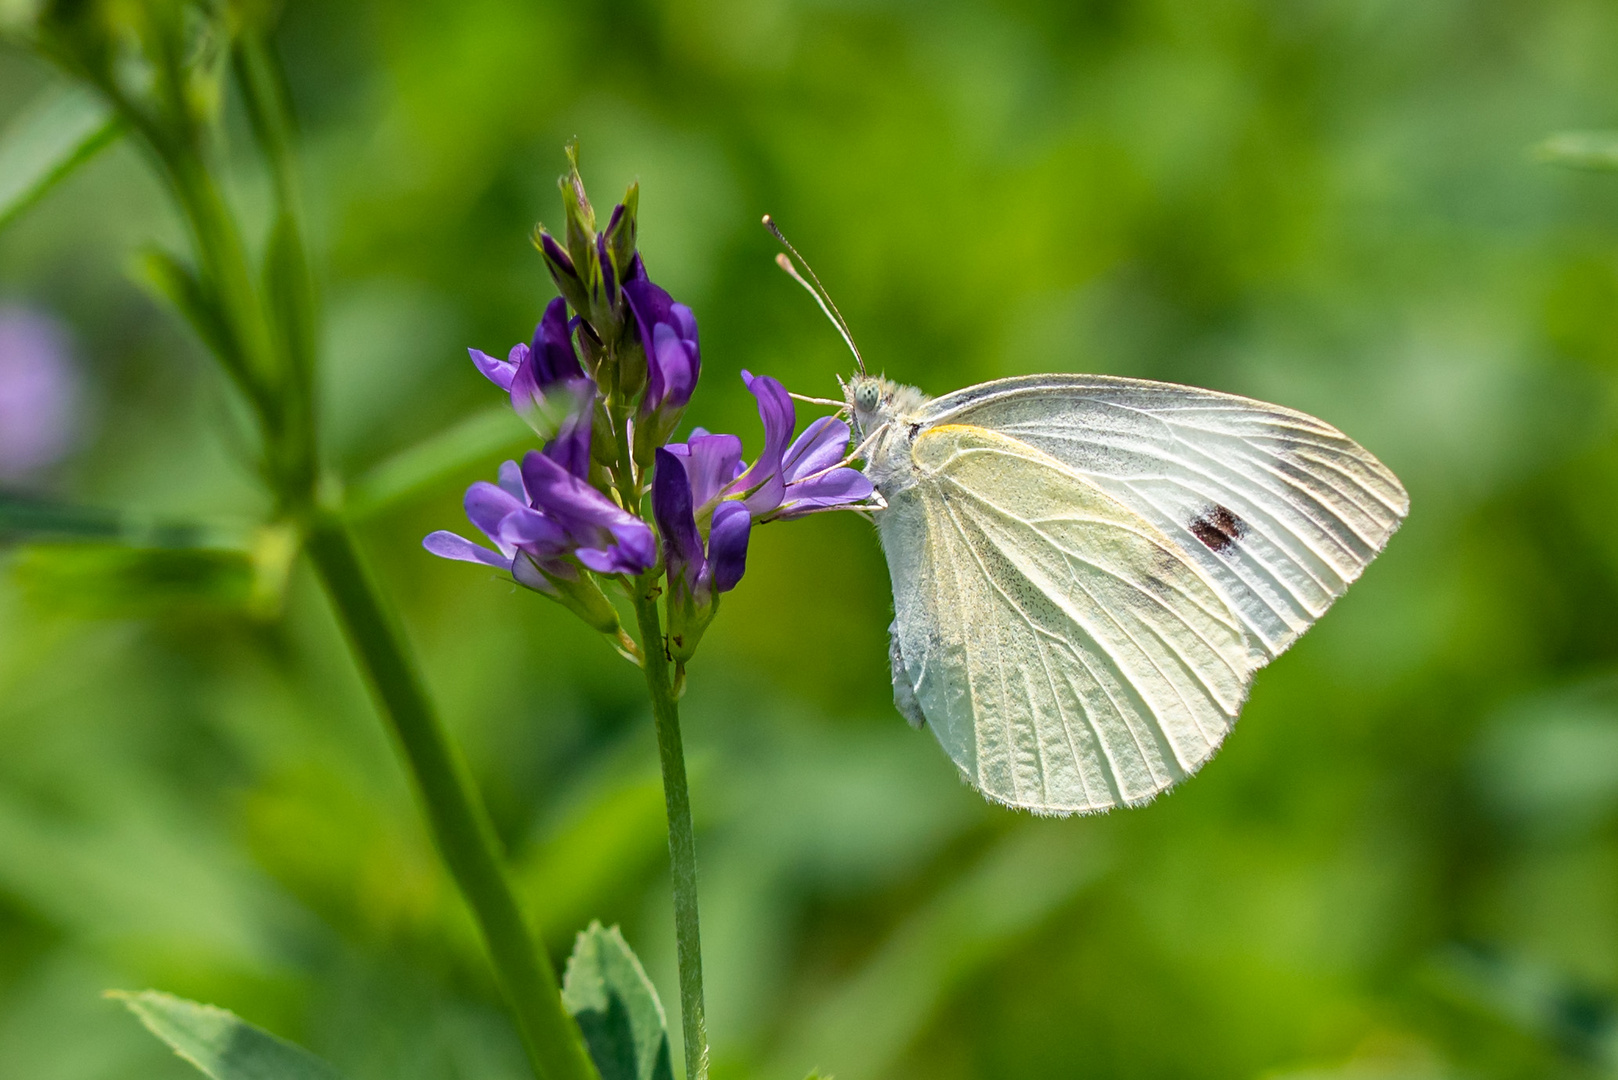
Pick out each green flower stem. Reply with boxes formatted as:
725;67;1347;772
630;580;709;1080
306;516;600;1080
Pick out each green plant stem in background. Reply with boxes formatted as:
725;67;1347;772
631;581;709;1080
307;516;600;1080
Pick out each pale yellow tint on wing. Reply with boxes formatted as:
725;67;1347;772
881;424;1263;815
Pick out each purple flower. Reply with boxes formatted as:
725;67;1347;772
0;307;79;482
623;268;699;417
660;431;744;509
425;449;654;601
653;447;751;597
722;372;874;522
653;447;751;660
469;297;596;473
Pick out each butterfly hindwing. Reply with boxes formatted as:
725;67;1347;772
918;376;1409;658
880;423;1262;815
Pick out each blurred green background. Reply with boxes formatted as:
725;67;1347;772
5;1;1618;1077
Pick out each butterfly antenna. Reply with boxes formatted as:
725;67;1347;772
763;215;866;375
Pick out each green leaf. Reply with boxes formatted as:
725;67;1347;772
0;492;125;542
561;922;674;1080
110;990;348;1080
11;529;296;619
343;404;530;520
263;212;317;393
1534;131;1618;171
0;81;119;233
133;247;246;385
0;492;231;546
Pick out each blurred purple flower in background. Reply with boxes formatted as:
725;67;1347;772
0;306;79;483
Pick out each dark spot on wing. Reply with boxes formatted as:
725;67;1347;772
908;422;921;438
1189;504;1246;553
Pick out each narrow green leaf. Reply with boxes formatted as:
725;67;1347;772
562;923;675;1080
0;81;119;233
110;990;347;1080
11;529;295;619
343;404;530;519
1534;131;1618;171
133;247;249;390
264;212;316;394
0;492;124;542
0;492;232;546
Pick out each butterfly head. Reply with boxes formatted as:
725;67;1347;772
845;374;931;446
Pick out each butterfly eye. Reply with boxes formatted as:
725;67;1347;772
855;383;881;411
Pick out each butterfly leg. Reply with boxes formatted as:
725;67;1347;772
888;620;927;730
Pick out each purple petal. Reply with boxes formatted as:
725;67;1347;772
498;506;572;560
424;530;511;569
776;467;874;519
470;346;520;392
782;416;852;481
541;378;596;480
497;459;526;501
464;481;525;553
653;447;704;591
735;371;796;514
708;500;751;593
623;274;700;415
519;450;656;574
576;526;656;575
679;432;745;508
519;450;608;527
541;232;578;281
520;296;584;394
623;276;677;404
651;318;699;410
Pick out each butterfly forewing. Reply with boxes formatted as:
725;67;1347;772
918;376;1409;657
882;424;1262;815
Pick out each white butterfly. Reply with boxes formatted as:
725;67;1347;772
843;371;1408;816
762;217;1407;817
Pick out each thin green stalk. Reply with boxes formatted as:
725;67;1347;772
630;581;709;1080
306;516;600;1080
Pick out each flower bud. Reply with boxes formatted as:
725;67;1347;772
605;186;639;287
535;229;591;320
560;146;600;307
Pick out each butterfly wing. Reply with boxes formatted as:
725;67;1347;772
882;423;1262;815
918;375;1408;658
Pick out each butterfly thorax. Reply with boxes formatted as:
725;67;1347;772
845;375;932;499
